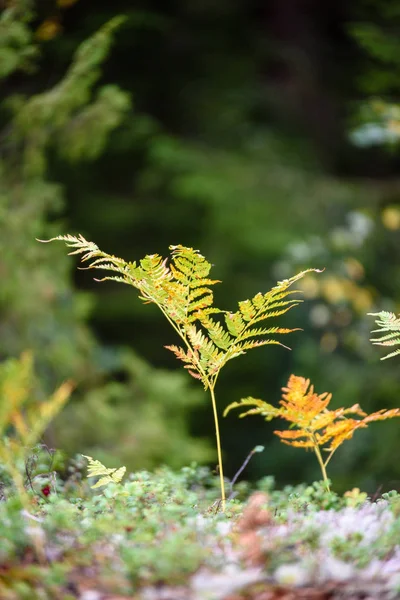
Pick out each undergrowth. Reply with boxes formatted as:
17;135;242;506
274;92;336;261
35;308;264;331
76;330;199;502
1;463;400;599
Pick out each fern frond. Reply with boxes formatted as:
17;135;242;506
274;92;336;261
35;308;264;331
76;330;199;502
164;344;192;363
368;311;400;360
228;270;318;347
45;237;319;380
237;326;300;342
224;312;246;337
199;315;234;350
38;234;101;262
165;345;206;382
369;311;400;329
224;397;281;421
96;275;134;286
275;436;315;449
165;345;199;371
170;245;216;279
167;245;221;325
189;307;223;323
188;287;213;302
185;325;224;374
187;294;214;314
370;331;400;343
82;455;126;489
230;339;292;354
227;372;400;491
379;348;400;360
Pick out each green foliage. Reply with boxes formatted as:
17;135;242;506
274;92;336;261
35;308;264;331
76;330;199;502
0;0;37;78
0;352;71;562
0;353;72;494
83;455;126;489
12;16;130;177
369;311;400;359
1;463;400;598
350;5;400;96
0;465;229;598
44;234;318;508
0;10;129;385
350;5;400;146
351;100;400;147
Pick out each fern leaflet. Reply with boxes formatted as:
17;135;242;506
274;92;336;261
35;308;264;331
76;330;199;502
368;311;400;359
82;455;126;489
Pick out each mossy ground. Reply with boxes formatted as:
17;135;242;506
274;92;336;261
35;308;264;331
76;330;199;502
1;462;400;600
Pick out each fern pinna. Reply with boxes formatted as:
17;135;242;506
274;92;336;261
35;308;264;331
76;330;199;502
369;311;400;360
83;455;126;489
225;374;400;490
42;234;319;509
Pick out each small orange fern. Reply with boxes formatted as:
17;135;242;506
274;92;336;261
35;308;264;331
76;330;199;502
225;374;400;491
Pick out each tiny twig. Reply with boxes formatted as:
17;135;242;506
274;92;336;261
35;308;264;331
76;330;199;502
371;484;383;503
228;445;264;500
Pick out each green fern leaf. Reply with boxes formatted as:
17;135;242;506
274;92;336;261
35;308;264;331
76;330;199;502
199;315;234;350
90;471;125;489
377;348;400;360
237;326;300;342
224;397;281;421
230;338;292;354
189;307;223;323
187;294;214;314
82;455;126;489
224;312;246;337
38;234;101;262
368;311;400;360
167;246;221;325
188;287;213;302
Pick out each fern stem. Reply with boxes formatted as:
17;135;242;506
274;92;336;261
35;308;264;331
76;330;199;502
158;302;226;507
209;384;226;511
324;449;336;468
311;435;330;492
157;303;210;379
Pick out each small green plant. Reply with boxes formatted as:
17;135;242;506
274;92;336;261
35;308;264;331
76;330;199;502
369;311;400;359
225;374;400;491
0;352;72;561
0;352;72;498
83;455;126;489
41;234;319;509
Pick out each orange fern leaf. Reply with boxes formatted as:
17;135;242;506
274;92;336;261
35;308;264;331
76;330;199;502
279;375;332;428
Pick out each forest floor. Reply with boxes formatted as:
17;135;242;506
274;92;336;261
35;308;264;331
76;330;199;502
1;464;400;600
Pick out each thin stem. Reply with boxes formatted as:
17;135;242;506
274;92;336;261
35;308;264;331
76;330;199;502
209;384;226;511
157;304;209;379
228;446;261;500
158;303;225;508
324;448;336;468
311;436;330;492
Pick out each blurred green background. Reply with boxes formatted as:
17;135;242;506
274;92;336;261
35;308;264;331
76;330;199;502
1;0;400;493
